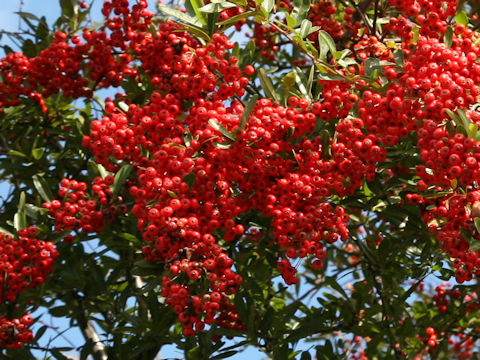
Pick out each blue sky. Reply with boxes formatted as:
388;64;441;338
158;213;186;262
0;1;271;359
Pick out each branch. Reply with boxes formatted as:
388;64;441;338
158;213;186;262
77;310;108;360
352;0;376;23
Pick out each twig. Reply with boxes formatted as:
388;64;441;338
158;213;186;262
77;307;108;360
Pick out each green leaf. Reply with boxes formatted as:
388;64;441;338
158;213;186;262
112;164;132;198
33;174;55;202
258;68;279;102
0;226;13;237
321;130;330;160
455;11;468;26
199;1;237;12
474;218;480;234
7;150;28;158
468;123;479;139
96;163;109;179
365;57;380;78
393;49;404;66
458;109;471;131
444;26;453;48
318;30;336;59
185;0;207;24
32;147;44;160
183;172;197;189
299;19;312;39
324;276;348;298
18;191;26;212
207;12;220;35
240;94;258;129
158;5;203;26
13;210;27;231
51;349;71;360
300;352;312;360
213;142;232;149
15;11;40;21
282;72;297;91
209;119;237;141
291;0;310;24
285;13;297;28
210;351;239;359
59;0;76;17
184;130;193;146
317;73;344;81
306;65;315;96
261;0;275;15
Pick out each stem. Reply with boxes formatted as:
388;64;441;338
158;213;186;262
77;309;108;360
372;0;380;38
267;20;347;79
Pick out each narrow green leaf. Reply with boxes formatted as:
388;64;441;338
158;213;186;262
158;5;203;26
207;12;219;35
51;349;70;360
167;190;178;198
393;49;404;66
185;0;207;24
184;130;193;146
468;123;478;139
112;164;132;198
258;68;279;102
179;23;211;42
183;172;197;189
318;30;336;58
457;109;471;134
321;130;330;160
33;174;55;202
240;94;259;129
7;150;28;158
317;73;344;81
300;352;312;360
18;192;26;212
210;351;239;359
208;119;237;141
299;19;312;39
213;142;232;149
96;163;109;179
285;13;296;28
13;211;27;231
455;11;468;26
306;65;314;96
15;11;40;21
261;0;275;15
0;226;13;237
32;147;44;160
474;218;480;234
291;0;310;23
444;26;453;48
59;0;75;17
199;1;237;13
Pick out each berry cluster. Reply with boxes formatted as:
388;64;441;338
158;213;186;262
0;315;34;349
0;228;58;302
0;229;58;348
43;177;119;234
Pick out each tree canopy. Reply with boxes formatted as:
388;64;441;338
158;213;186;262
1;0;480;359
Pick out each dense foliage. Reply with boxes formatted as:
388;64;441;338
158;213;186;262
3;0;480;358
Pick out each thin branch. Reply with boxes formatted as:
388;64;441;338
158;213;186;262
77;309;108;360
372;0;380;38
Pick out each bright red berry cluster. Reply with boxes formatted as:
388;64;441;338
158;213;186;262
0;228;58;302
0;229;58;348
0;315;34;349
43;177;121;234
